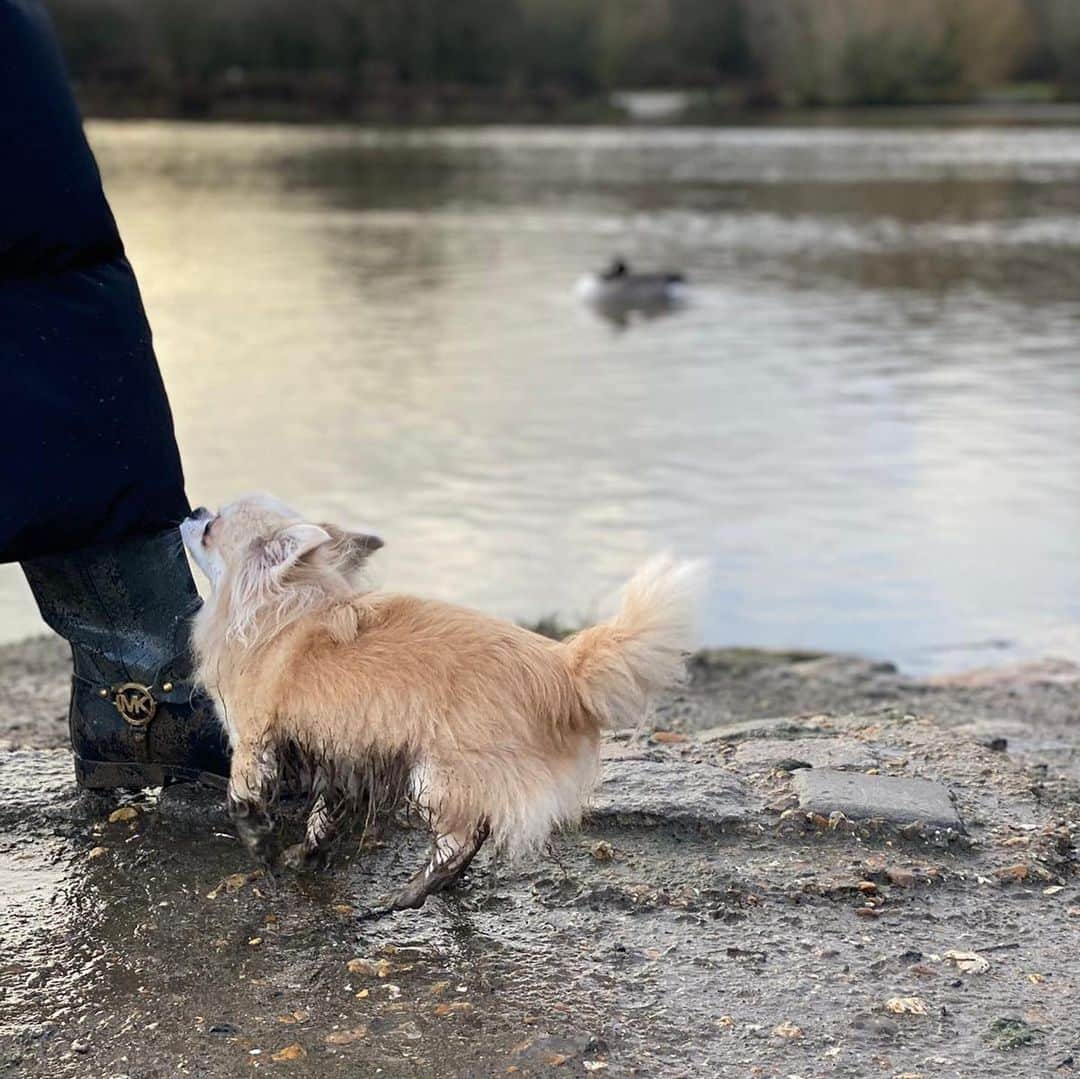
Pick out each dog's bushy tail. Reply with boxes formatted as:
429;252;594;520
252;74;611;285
561;555;706;729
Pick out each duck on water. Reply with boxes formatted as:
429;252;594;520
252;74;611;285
576;258;688;323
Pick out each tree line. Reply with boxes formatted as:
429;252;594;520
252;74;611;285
43;0;1080;117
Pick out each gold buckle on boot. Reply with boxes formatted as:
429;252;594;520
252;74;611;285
110;683;158;727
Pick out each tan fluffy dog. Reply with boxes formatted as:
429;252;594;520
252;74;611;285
181;494;702;913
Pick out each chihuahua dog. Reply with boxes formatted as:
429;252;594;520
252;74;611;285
181;494;702;913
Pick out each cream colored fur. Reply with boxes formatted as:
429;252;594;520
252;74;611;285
183;495;703;868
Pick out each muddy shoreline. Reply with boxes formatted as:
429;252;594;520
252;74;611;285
1;635;1078;1077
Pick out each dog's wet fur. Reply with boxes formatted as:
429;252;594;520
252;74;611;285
181;494;703;914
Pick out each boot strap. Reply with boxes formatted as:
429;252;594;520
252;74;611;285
72;674;187;761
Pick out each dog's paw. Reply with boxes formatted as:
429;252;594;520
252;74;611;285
280;842;332;873
280;842;312;871
235;822;277;869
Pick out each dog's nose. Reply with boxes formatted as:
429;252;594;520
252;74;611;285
189;506;211;521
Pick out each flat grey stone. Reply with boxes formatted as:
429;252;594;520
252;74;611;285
588;759;754;830
792;768;963;832
733;737;877;772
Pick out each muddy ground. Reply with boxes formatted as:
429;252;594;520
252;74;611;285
1;637;1078;1078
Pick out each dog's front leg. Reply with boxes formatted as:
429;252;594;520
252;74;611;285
227;739;279;867
281;785;338;870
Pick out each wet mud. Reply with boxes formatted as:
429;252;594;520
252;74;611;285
1;638;1078;1077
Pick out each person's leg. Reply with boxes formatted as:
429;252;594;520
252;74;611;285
1;1;228;787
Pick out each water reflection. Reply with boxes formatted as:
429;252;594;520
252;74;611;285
1;122;1079;673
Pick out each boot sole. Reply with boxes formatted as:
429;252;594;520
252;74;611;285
74;756;228;792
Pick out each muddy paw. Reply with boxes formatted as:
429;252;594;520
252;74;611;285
235;821;277;868
280;842;312;871
385;883;430;912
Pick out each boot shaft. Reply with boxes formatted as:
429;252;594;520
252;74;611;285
22;528;200;699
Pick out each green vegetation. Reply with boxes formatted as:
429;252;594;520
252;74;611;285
43;0;1080;118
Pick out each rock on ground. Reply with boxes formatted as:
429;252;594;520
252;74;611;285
791;769;964;833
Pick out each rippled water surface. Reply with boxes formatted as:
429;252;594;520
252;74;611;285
3;120;1080;672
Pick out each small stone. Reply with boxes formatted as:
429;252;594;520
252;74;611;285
591;841;614;862
886;867;916;888
651;730;688;744
107;807;138;824
87;847;107;860
855;907;881;919
271;1043;306;1062
772;1021;803;1039
325;1028;367;1046
883;996;928;1016
70;1041;90;1054
857;880;877;894
248;938;262;947
943;950;989;974
995;864;1029;883
434;1002;474;1017
346;958;394;978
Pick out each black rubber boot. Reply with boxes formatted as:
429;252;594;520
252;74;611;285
21;529;230;791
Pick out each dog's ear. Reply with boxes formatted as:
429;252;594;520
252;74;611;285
257;522;333;574
228;522;334;644
318;523;384;571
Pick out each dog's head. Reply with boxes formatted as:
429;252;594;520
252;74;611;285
181;494;382;645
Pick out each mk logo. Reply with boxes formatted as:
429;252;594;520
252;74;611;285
112;683;157;727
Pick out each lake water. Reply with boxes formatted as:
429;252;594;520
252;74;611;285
3;120;1080;673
